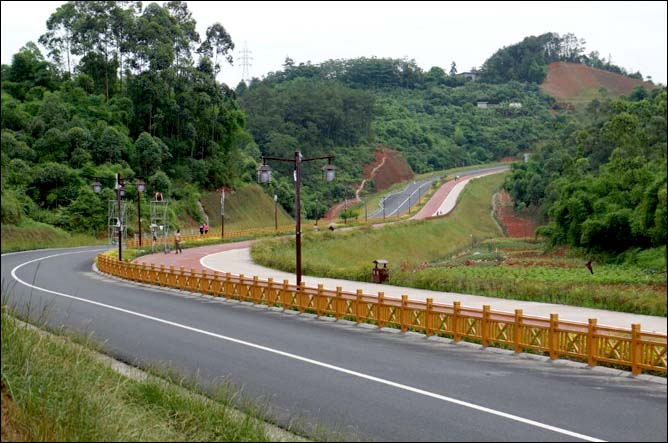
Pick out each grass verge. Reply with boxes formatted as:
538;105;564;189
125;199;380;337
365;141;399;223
0;302;305;442
1;219;104;254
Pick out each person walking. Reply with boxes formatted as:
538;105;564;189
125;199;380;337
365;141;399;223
175;229;183;254
199;223;204;235
204;223;209;235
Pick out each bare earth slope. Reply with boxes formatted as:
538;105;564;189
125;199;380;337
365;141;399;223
541;61;653;106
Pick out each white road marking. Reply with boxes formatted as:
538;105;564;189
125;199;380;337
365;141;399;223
9;250;605;442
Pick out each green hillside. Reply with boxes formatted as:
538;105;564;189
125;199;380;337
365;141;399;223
199;184;293;231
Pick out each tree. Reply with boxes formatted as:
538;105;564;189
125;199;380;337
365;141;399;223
449;61;457;76
39;2;77;76
198;22;234;76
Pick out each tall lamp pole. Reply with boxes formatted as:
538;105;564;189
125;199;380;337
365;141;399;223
274;194;278;230
258;150;335;286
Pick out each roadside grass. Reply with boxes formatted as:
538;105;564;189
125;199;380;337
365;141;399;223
252;173;506;280
0;300;309;442
1;219;104;254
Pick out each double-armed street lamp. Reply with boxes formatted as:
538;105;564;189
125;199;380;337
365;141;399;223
257;150;335;285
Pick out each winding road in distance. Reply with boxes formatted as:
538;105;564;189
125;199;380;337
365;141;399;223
2;246;666;442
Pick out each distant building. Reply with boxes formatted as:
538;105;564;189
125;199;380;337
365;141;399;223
509;102;522;108
523;153;532;162
476;101;489;109
457;67;480;81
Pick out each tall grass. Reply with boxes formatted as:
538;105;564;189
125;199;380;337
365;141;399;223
0;304;303;441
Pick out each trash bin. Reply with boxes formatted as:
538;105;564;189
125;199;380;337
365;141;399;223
372;259;389;284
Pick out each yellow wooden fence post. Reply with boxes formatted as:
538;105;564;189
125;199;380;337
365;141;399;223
335;286;342;320
400;295;408;332
482;305;491;347
378;292;385;329
355;289;363;324
201;269;208;294
189;268;197;292
282;279;289;311
225;272;232;299
299;282;306;313
239;274;246;301
514;309;523;354
426;298;434;337
317;284;324;318
549;313;559;360
253;276;260;304
267;278;275;306
631;323;642;375
179;267;186;290
167;265;176;288
453;301;462;342
587;318;597;367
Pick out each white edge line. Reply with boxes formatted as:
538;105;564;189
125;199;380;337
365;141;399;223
9;250;605;443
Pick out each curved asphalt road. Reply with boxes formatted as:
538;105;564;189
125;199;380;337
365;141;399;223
368;166;509;219
2;247;666;441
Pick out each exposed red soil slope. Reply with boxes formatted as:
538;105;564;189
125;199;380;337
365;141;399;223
541;62;653;103
495;189;539;238
324;146;414;220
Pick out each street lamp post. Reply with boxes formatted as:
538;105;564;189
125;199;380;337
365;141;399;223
274;194;278;230
258;150;335;285
314;198;319;227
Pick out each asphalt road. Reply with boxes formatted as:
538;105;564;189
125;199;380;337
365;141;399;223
368;166;509;219
2;247;666;442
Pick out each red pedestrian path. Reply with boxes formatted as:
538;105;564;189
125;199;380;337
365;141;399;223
135;240;253;272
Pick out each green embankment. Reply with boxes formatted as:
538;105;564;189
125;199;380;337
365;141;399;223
1;219;104;254
252;173;505;280
0;309;287;442
200;184;293;231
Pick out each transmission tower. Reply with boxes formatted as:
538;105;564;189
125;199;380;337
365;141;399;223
240;41;253;84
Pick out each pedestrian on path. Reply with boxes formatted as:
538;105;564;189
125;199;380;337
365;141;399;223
204;223;209;235
199;224;204;235
175;229;183;254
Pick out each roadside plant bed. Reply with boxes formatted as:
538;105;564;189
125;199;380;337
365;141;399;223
406;239;667;316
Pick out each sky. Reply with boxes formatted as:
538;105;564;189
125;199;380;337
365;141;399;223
1;1;667;87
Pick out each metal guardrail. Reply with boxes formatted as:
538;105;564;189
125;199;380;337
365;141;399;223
97;255;667;375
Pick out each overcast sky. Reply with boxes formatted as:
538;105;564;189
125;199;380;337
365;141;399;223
2;1;666;87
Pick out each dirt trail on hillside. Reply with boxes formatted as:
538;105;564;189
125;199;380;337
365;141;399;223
324;147;413;220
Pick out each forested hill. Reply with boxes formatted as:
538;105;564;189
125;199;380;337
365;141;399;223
2;1;257;234
1;1;664;259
